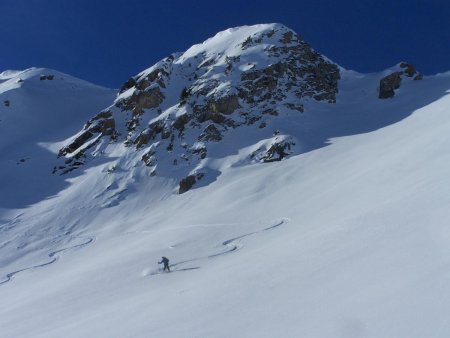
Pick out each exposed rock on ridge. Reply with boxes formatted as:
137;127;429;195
55;23;341;193
379;62;422;99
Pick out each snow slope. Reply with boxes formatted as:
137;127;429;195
0;68;116;208
1;26;450;338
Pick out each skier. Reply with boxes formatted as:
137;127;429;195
158;256;170;272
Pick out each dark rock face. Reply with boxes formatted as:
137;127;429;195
266;33;340;103
378;62;422;99
57;110;116;172
59;130;95;157
207;95;240;115
379;72;402;99
119;77;137;94
263;142;290;162
115;58;172;116
116;87;165;115
239;37;340;106
248;137;295;163
198;124;223;142
400;62;417;77
142;149;156;167
179;175;197;194
40;75;54;81
172;114;190;133
4;100;10;107
134;120;167;148
399;62;422;80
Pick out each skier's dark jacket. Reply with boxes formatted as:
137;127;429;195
159;257;169;264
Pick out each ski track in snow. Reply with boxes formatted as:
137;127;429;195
145;218;288;276
0;236;95;286
147;267;201;276
206;218;286;259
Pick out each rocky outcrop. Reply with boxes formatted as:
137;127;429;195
179;175;196;194
40;74;54;81
207;95;240;115
115;57;173;118
248;137;295;163
198;124;223;142
142;150;156;167
379;72;402;99
55;110;117;172
116;86;165;116
133;120;170;148
172;114;190;133
267;32;340;103
379;62;422;99
262;141;292;162
239;36;340;105
119;77;137;94
58;110;116;162
399;62;422;80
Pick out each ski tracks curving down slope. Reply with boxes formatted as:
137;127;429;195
143;218;288;276
0;236;95;285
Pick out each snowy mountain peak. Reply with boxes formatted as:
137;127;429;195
55;24;340;192
179;23;296;59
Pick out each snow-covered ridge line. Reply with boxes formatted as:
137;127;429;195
0;67;113;91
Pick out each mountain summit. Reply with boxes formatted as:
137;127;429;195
55;23;341;192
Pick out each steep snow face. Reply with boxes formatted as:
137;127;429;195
0;68;116;208
55;24;340;192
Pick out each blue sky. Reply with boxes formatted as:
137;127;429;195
1;0;449;88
